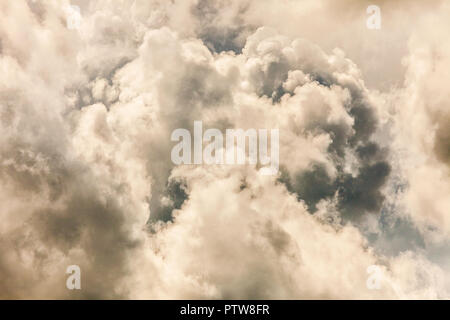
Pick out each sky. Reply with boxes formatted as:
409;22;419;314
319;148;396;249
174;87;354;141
0;0;449;299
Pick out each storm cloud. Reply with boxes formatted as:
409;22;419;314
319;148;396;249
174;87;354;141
0;0;449;299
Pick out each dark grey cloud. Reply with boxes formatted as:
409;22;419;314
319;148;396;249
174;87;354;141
434;114;450;167
149;177;189;224
192;0;253;54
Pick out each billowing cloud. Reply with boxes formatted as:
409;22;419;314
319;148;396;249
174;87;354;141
0;0;448;299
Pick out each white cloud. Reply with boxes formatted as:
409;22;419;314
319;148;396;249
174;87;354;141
0;0;448;299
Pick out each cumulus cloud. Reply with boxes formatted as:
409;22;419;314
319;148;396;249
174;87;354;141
0;0;448;299
385;2;450;243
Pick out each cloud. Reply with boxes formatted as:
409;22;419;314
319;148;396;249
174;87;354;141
0;0;448;299
384;1;450;242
